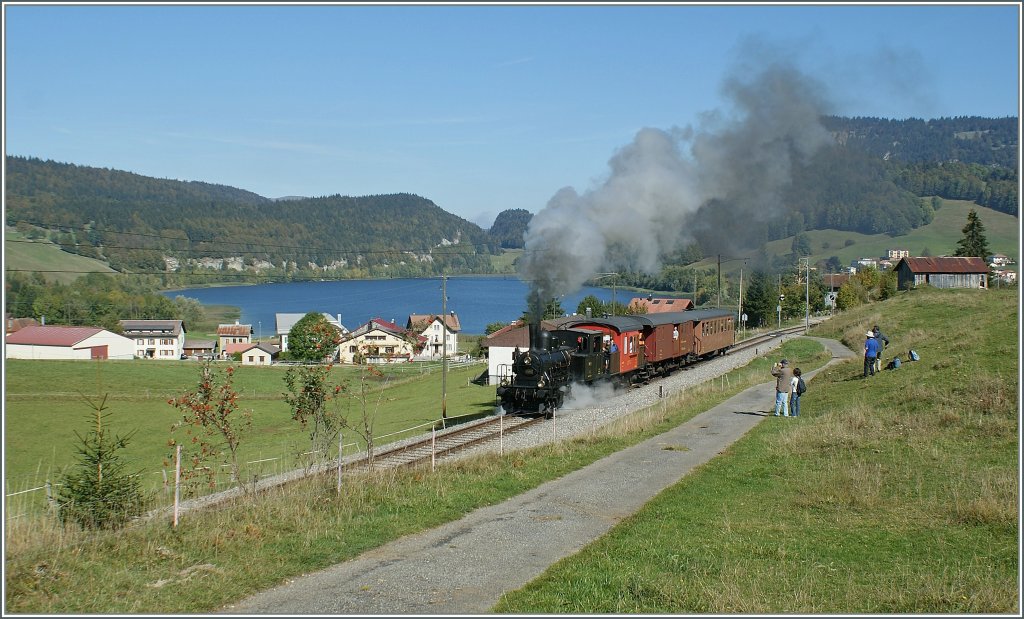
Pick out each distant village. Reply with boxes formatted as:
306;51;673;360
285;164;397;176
5;251;1012;386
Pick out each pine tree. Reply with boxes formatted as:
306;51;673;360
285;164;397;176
57;395;146;529
954;209;991;260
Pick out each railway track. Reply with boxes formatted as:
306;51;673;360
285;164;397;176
352;323;815;473
731;323;814;355
345;414;546;473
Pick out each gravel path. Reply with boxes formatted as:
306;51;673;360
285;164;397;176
223;327;855;615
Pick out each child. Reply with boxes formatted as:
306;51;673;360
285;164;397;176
789;368;803;417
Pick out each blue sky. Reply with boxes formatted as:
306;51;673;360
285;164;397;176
4;2;1020;228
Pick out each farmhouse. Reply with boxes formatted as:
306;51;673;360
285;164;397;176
5;325;135;360
894;256;989;290
119;319;186;360
407;312;460;360
339;318;422;364
217;321;253;358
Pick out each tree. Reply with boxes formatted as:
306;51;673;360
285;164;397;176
168;361;252;494
791;233;812;257
953;209;991;260
57;394;146;529
575;295;606;317
283;364;344;471
521;297;565;322
288;312;342;362
484;321;508;335
741;270;775;328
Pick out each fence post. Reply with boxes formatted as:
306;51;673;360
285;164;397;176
499;414;504;457
336;431;343;494
45;480;54;511
173;444;181;528
431;427;436;472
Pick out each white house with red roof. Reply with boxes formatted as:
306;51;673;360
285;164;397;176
339;318;422;364
5;325;135;360
406;312;460;360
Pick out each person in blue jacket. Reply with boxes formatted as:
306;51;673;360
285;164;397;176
863;331;880;377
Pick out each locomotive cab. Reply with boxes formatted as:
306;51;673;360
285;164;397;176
551;328;614;383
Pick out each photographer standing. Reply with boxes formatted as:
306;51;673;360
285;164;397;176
771;359;794;416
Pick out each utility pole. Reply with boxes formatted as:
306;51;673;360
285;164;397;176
441;274;448;427
778;274;783;330
737;265;743;335
717;254;722;309
799;258;810;334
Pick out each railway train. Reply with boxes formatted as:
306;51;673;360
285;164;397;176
496;309;736;416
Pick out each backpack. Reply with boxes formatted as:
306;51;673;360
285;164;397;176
909;349;920;362
886;357;901;370
796;377;806;396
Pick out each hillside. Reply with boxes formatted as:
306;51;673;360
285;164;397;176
5;157;499;280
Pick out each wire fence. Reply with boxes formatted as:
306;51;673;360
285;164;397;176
4;407;482;526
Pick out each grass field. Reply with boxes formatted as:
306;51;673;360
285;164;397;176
4;359;496;502
3;228;115;284
495;286;1018;613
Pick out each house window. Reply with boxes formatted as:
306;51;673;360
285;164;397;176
248;356;254;362
350;346;358;353
386;347;395;354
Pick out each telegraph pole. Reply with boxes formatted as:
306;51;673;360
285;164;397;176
717;254;722;309
441;274;448;427
804;258;810;334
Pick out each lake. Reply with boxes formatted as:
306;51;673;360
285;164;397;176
164;276;687;335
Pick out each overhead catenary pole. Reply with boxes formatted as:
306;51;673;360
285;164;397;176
441;274;448;427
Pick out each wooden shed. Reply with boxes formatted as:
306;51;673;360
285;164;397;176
894;257;989;290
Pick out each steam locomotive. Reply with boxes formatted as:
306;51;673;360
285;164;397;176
496;309;736;417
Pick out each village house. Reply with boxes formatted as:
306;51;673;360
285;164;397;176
887;249;910;261
626;296;693;313
5;325;135;360
275;312;347;352
988;253;1011;267
119;319;187;360
217;321;253;358
894;256;989;290
407;312;460;360
238;343;280;366
338;318;422;364
991;269;1017;285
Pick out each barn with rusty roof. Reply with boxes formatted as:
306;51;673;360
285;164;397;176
5;325;135;360
895;257;990;290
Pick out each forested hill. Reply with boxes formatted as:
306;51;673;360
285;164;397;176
822;115;1017;169
5;156;498;277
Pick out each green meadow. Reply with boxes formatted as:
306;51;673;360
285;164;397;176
4;359;496;503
